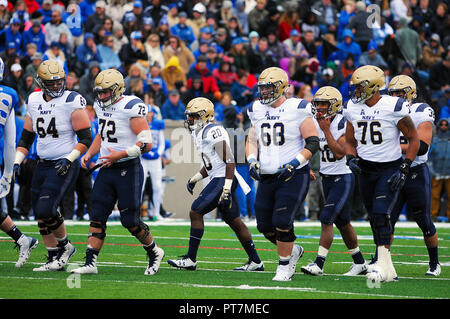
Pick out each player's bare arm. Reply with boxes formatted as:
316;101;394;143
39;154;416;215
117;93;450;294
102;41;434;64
400;121;432;154
344;120;357;157
397;115;420;162
245;124;258;159
299;117;319;161
81;134;102;169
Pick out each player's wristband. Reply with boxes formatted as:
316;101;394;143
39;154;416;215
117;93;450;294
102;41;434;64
190;172;204;183
65;149;81;163
14;151;26;166
223;178;233;191
126;144;142;157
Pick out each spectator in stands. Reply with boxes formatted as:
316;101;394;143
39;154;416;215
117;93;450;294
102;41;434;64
359;40;388;69
390;0;413;23
4;63;23;92
161;56;187;92
18;73;36;101
187;55;221;101
226;16;243;43
395;17;422;69
65;71;80;92
163;35;195;75
62;2;83;48
372;14;394;48
112;23;128;54
229;37;250;73
231;69;255;107
166;3;179;28
233;0;249;35
119;30;149;73
39;0;53;25
85;0;109;37
258;5;280;38
248;0;268;33
428;49;450;99
74;32;101;76
337;29;362;66
144;0;169;27
302;30;318;58
278;8;301;42
218;0;235;29
214;90;234;124
122;12;138;39
317;67;341;88
147;77;167;107
0;0;10;30
283;29;310;76
161;89;185;120
312;0;338;35
337;0;356;41
212;55;238;93
156;14;170;45
144;33;165;69
170;11;196;49
430;2;448;41
192;39;209;60
249;37;276;75
93;17;114;44
215;27;231;52
124;63;145;93
98;34;121;70
429;118;450;222
292;57;319;87
340;53;356;79
44;9;72;48
78;61;100;106
422;33;445;69
23;19;46;54
24;52;42;78
301;11;321;39
43;41;68;74
78;0;96;26
248;31;259;51
347;1;373;51
106;0;126;26
0;18;23;55
205;46;220;71
182;75;214;104
187;2;207;39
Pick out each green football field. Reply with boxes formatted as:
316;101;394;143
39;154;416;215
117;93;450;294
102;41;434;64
0;220;448;301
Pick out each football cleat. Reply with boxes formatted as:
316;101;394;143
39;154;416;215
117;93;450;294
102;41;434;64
167;255;197;270
301;262;323;276
425;263;441;276
365;264;398;283
48;242;76;271
71;252;98;274
144;246;165;275
234;260;264;271
272;264;292;281
289;244;304;275
33;253;61;272
343;262;368;276
15;236;38;268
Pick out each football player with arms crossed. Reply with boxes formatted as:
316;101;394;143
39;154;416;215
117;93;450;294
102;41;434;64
246;67;320;281
0;57;39;268
12;60;92;271
71;69;164;276
387;75;440;276
301;86;368;276
167;97;264;272
344;65;420;283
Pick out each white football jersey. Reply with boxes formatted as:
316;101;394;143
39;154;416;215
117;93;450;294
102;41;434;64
343;95;410;162
400;102;435;167
94;95;148;162
193;123;231;179
314;114;351;175
26;90;86;160
248;98;313;174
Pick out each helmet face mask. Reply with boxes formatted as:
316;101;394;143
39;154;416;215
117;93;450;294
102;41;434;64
257;67;289;105
312;86;342;120
388;75;417;103
184;97;215;132
94;69;125;108
349;65;384;104
36;60;66;98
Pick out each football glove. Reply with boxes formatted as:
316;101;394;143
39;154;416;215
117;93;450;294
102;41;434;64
218;188;232;210
388;159;412;192
248;158;261;181
55;158;72;176
0;175;12;198
278;158;300;182
13;163;21;180
346;155;362;175
186;179;196;195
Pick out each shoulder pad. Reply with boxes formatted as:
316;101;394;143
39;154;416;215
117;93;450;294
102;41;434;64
414;103;430;113
124;97;145;110
66;91;80;103
394;97;406;112
202;123;221;140
337;116;346;130
297;99;309;109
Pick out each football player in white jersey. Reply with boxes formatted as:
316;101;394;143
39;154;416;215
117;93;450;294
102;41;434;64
0;57;39;268
300;86;368;277
167;97;264;272
71;69;164;276
12;60;92;271
343;65;420;283
246;67;320;281
387;75;440;276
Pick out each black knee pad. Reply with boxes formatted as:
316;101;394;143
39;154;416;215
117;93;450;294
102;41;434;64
38;222;51;236
0;211;8;224
412;210;437;238
371;214;392;245
129;221;150;242
263;231;277;245
89;221;107;240
44;214;64;231
276;227;296;243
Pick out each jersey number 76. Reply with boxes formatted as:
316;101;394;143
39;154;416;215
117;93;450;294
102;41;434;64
357;121;383;145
